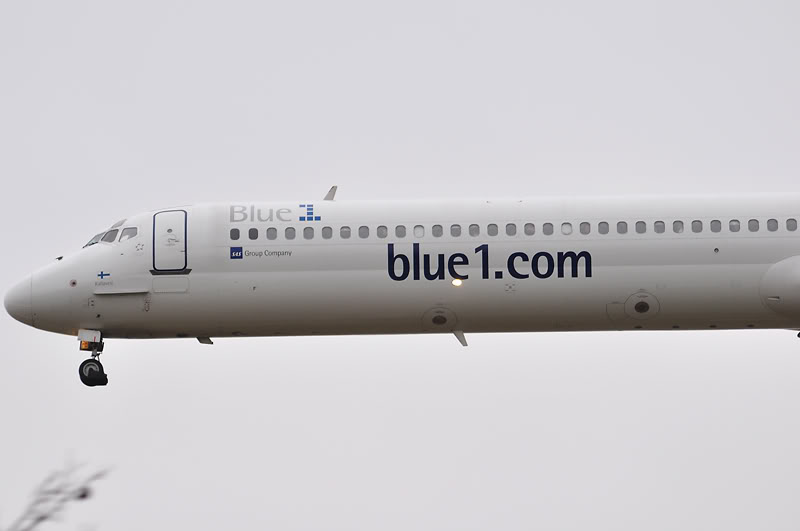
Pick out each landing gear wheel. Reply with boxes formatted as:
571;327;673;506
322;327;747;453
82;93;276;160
79;358;108;387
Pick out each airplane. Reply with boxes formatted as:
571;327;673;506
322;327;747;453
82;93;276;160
6;186;800;387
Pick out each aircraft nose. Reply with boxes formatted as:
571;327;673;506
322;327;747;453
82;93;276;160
5;276;33;326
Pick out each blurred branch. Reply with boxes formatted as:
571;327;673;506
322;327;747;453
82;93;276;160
4;464;108;531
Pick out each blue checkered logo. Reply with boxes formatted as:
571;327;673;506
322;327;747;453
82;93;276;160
230;247;243;259
299;204;321;222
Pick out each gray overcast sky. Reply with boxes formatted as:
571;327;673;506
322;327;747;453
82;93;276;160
2;0;800;529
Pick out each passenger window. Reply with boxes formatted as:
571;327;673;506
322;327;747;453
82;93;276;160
617;222;628;234
432;224;443;237
249;228;259;240
580;222;590;235
285;227;296;240
487;224;498;236
673;221;684;233
377;225;388;238
304;227;314;240
749;219;759;232
562;223;573;235
322;226;333;239
506;223;517;236
101;229;119;243
451;224;461;237
711;220;721;233
543;223;554;236
396;225;406;238
359;226;369;238
524;223;535;236
120;227;138;242
635;221;646;234
230;228;240;241
768;219;779;232
267;228;277;240
788;219;798;231
598;222;609;235
414;225;425;238
730;220;741;232
692;220;702;233
469;224;480;237
654;221;665;234
340;226;351;239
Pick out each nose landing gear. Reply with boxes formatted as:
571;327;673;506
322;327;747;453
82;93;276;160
78;329;108;387
79;357;108;387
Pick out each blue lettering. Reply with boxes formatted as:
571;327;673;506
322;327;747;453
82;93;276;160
388;244;409;281
507;252;530;279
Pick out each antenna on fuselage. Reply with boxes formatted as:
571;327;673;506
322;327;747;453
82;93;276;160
324;186;338;201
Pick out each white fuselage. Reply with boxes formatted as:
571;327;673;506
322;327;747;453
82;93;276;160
6;195;800;340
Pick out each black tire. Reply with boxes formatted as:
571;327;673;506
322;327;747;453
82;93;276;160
78;359;108;387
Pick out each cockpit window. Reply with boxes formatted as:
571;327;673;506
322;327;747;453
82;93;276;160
119;227;138;242
101;229;119;243
84;233;104;247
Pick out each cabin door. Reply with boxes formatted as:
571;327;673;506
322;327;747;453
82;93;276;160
153;210;188;273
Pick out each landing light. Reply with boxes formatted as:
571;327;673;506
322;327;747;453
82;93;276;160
451;279;463;287
80;341;104;352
